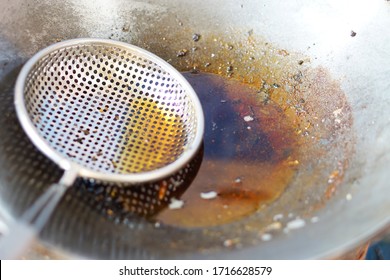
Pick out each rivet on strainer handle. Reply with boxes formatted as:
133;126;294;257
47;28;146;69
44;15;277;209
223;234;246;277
0;39;204;259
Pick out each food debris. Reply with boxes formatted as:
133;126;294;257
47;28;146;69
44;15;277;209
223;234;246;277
204;62;211;67
170;178;183;188
82;129;90;135
287;159;299;166
311;216;319;223
192;33;201;42
200;191;218;200
226;44;234;50
266;222;282;231
158;181;168;200
286;218;306;230
350;30;357;37
261;233;273;241
168;198;184;209
346;193;352;201
243;115;254;122
273;213;284;221
99;105;109;113
333;108;343;117
258;90;270;104
223;238;240;247
74;137;85;144
212;121;217;131
91;156;98;161
176;49;188;57
328;170;340;184
234;177;242;184
333;108;343;124
278;49;289;56
190;67;199;74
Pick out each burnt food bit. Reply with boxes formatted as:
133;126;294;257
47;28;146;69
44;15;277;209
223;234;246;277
350;30;357;37
74;137;85;144
176;49;188;57
192;33;201;42
82;129;90;135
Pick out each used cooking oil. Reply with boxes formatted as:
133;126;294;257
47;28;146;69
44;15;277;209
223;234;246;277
154;72;302;227
114;98;185;173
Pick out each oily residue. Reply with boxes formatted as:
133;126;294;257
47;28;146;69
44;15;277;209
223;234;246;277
83;14;354;228
154;72;301;227
114;99;185;174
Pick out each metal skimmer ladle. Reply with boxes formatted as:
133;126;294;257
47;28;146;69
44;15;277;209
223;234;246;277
0;38;204;259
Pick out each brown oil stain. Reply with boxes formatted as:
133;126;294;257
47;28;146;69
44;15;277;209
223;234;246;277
154;72;301;227
89;13;354;228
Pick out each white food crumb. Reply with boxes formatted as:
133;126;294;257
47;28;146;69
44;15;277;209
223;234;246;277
346;193;352;201
223;238;240;247
247;126;252;130
200;191;218;200
261;233;273;241
273;214;284;221
286;218;306;230
244;115;254;122
311;216;319;223
333;108;342;117
168;198;184;209
212;121;217;131
234;177;242;183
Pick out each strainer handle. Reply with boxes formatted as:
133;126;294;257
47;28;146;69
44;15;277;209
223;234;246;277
0;170;76;259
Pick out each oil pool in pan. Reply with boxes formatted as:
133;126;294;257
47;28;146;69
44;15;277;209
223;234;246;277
78;30;353;231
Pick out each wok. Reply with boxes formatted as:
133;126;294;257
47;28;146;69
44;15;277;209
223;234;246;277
0;0;390;259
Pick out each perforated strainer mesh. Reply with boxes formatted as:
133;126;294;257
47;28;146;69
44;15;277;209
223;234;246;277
21;41;200;176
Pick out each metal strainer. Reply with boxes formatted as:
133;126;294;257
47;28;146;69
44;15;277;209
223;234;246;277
0;38;204;258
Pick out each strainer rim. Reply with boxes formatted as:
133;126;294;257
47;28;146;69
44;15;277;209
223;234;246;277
14;38;204;183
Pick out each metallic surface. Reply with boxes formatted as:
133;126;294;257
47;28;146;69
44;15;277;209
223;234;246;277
16;38;204;183
0;0;390;259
